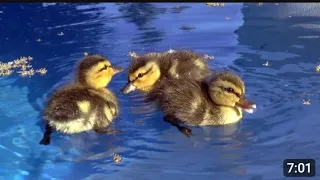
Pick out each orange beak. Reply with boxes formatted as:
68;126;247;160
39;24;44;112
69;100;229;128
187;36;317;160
236;96;256;113
112;66;124;75
121;82;136;94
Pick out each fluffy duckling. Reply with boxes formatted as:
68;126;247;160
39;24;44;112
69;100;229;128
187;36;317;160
39;55;124;145
146;71;256;136
121;50;211;94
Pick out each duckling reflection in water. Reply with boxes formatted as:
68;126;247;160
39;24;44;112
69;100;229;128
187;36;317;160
121;50;212;94
39;55;123;145
146;71;256;137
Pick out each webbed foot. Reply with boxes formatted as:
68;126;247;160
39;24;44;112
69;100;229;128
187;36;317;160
39;135;51;145
39;123;53;146
163;115;193;137
177;126;193;137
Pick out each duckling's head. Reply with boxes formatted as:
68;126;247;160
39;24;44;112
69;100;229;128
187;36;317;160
208;71;256;113
77;55;123;89
121;56;161;94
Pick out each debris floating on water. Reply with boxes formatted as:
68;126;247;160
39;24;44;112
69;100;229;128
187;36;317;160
113;153;122;164
84;52;88;56
0;56;47;77
36;38;41;42
263;61;270;66
316;65;320;72
302;99;311;105
128;51;138;58
0;69;13;76
18;68;35;77
206;3;225;7
203;54;215;60
57;32;64;36
36;68;48;76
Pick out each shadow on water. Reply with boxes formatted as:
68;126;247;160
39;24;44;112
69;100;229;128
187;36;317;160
0;3;118;137
116;3;166;49
117;3;166;27
235;3;320;123
231;3;320;179
0;3;113;112
25;151;48;180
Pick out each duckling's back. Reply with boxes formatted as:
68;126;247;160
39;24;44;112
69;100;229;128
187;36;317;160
139;50;211;80
158;50;211;80
147;78;221;126
44;85;119;134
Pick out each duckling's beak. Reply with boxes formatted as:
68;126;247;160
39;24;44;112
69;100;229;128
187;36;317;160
236;96;256;114
121;82;136;94
112;66;124;75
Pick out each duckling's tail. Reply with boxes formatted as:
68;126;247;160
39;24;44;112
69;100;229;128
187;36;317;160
39;123;53;146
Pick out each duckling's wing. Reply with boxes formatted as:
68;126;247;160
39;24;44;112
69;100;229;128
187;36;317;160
175;51;211;78
156;79;207;125
44;88;92;122
88;88;120;118
44;96;81;122
161;51;211;80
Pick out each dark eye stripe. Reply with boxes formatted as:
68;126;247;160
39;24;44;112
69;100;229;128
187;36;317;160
98;65;111;72
234;92;240;98
130;66;153;82
221;86;241;98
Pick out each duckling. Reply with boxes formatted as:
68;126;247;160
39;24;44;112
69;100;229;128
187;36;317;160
121;50;211;94
146;71;256;136
39;55;124;145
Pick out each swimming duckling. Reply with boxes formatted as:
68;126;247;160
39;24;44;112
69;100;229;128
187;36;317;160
121;50;211;94
39;55;124;145
146;71;256;136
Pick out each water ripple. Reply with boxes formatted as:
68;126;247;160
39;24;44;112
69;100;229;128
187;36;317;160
1;2;320;180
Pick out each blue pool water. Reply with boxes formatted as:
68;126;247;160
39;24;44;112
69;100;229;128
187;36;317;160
0;3;320;180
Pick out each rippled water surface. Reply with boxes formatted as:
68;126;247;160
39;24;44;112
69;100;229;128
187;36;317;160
0;3;320;180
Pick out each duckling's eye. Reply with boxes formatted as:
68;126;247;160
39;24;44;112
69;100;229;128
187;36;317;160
137;73;143;78
224;87;234;93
